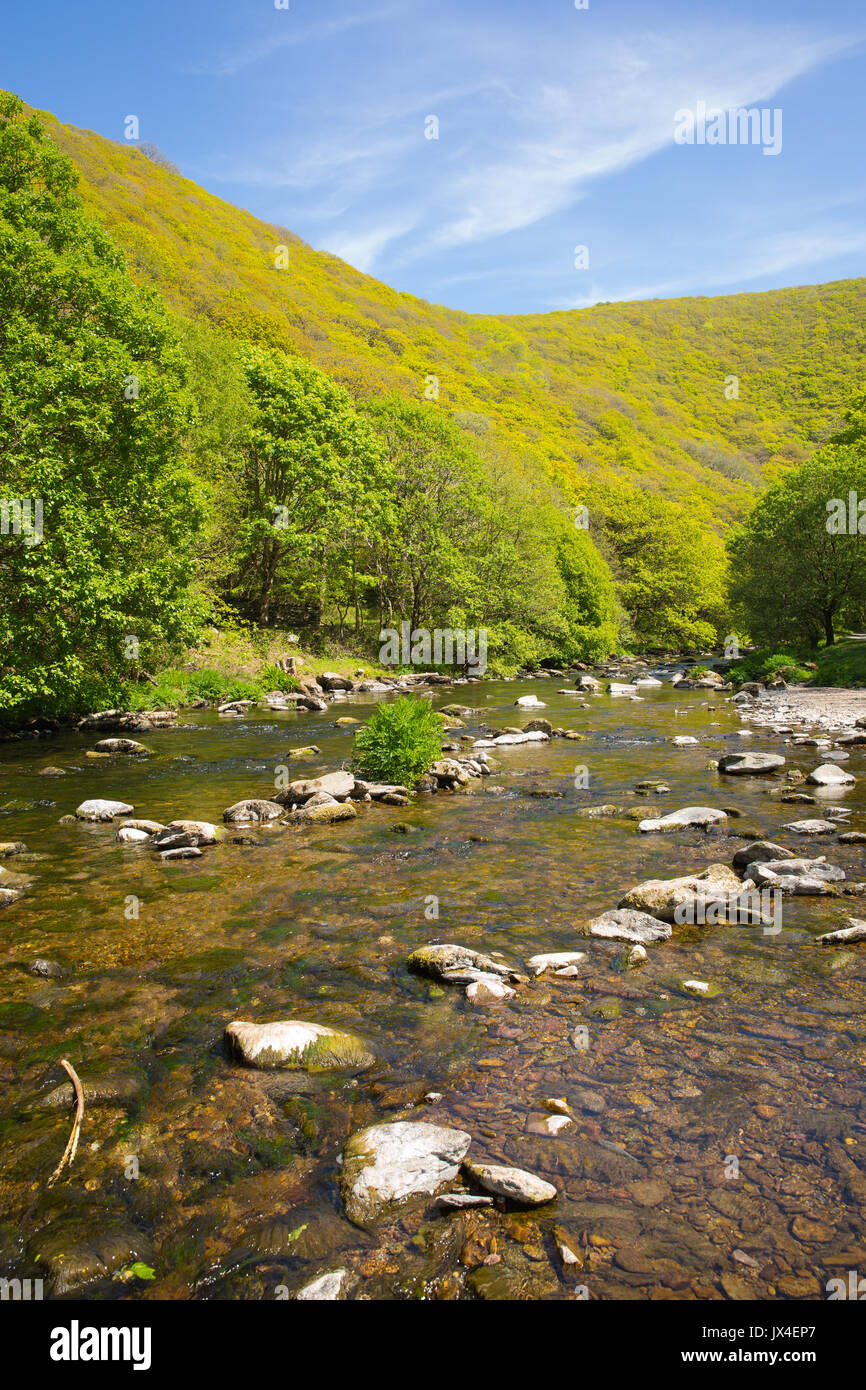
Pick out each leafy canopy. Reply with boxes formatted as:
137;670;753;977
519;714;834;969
0;91;202;716
727;443;866;648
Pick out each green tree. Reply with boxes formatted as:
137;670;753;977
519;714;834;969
593;482;727;650
0;92;202;717
727;445;866;648
235;349;394;625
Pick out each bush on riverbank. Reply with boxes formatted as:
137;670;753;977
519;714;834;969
352;696;444;787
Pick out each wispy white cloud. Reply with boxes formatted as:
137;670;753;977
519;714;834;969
196;4;406;79
407;29;858;258
553;225;866;309
321;216;418;272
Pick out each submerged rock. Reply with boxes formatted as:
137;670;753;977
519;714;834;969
463;1161;557;1206
225;1020;374;1072
340;1120;472;1224
28;1217;153;1295
93;738;151;755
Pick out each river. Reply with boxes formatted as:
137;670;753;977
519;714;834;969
1;676;865;1300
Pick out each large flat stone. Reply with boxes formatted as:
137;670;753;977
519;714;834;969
340;1121;472;1224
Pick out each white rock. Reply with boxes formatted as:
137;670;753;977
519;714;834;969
295;1271;348;1301
638;805;727;833
224;1020;373;1071
526;950;586;974
340;1121;472;1224
75;799;135;821
465;976;516;1003
806;764;856;786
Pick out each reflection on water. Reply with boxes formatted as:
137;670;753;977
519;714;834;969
1;680;865;1300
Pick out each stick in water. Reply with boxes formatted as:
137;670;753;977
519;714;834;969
47;1059;85;1187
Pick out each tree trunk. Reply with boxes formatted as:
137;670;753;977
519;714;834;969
824;610;835;647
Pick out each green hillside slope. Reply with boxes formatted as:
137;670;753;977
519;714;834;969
42;107;866;534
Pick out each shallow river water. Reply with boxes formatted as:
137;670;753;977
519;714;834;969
2;678;866;1300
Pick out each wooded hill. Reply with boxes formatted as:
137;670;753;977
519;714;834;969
45;105;866;535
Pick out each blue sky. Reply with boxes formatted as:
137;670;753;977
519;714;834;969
5;0;866;313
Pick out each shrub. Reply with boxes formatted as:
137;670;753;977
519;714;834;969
352;695;444;787
259;662;300;692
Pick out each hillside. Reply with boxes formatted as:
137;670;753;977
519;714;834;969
41;105;866;534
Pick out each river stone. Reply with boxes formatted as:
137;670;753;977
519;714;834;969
671;735;699;746
731;840;793;874
0;841;26;857
718;752;785;775
466;976;516;1003
288;800;358;825
515;695;545;707
747;857;845;885
806;763;856;786
93;738;150;755
28;1217;153;1296
340;1121;472;1224
526;950;586;974
160;846;202;860
295;1270;349;1300
609;682;638;696
473;731;550;748
582;909;672;943
116;827;153;843
818;919;866;944
782;819;837;836
222;798;285;823
522;718;553;735
427;759;472;788
152;819;220;848
275;770;356;805
225;1020;374;1071
39;1071;147;1109
407;943;511;982
618;865;744;923
318;672;354;691
26;958;65;979
463;1161;557;1206
75;799;135;822
638;805;727;833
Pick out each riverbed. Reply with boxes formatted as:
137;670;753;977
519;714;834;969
2;677;865;1300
